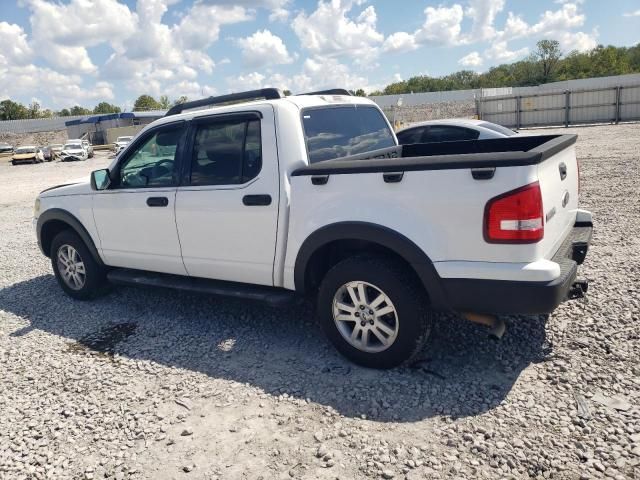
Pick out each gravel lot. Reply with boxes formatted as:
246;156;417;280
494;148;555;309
1;125;639;480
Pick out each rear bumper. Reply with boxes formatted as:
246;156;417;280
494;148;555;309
439;221;593;315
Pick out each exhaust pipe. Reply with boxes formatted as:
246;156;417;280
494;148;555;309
568;279;588;300
462;312;506;340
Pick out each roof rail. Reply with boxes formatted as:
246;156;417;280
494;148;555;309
165;88;285;117
298;88;353;96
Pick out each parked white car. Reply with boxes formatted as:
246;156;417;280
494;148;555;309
34;88;592;369
82;140;94;158
113;136;134;154
396;118;517;144
59;142;88;162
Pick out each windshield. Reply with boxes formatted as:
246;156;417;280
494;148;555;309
15;147;36;154
117;136;133;142
479;122;516;136
64;144;82;150
302;106;395;163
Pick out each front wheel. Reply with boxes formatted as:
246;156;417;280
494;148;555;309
317;255;433;369
51;230;107;300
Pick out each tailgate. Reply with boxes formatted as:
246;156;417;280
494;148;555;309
537;143;580;259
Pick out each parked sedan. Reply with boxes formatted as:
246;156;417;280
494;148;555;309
11;146;45;165
0;143;14;155
59;142;88;162
396;119;517;144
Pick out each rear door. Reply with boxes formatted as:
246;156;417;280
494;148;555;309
175;106;279;286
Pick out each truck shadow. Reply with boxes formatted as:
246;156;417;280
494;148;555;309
1;275;552;423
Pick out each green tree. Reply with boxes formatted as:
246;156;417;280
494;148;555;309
28;101;41;119
283;90;292;96
133;94;162;111
354;88;366;97
93;102;121;114
58;108;71;117
172;95;188;106
0;100;29;120
158;95;171;109
533;39;562;83
69;105;92;116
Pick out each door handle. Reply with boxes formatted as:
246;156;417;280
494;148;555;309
242;194;272;206
559;162;567;180
146;196;169;207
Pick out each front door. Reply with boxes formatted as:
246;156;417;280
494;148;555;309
93;122;188;275
175;107;279;286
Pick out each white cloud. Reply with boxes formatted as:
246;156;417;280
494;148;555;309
292;0;384;62
414;5;465;45
228;72;267;92
21;0;137;73
557;30;598;52
174;3;252;51
237;30;293;67
465;0;505;41
493;2;597;54
226;55;375;95
0;22;33;67
269;8;290;22
623;10;640;17
485;41;529;62
382;32;418;53
459;51;483;67
0;64;114;107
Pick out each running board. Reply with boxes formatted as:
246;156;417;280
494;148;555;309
106;269;297;307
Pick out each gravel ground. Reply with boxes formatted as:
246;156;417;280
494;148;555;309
1;125;639;480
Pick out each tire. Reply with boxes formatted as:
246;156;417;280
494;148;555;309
11;160;16;166
317;255;433;369
50;230;107;300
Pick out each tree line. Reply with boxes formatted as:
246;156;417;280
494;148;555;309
0;95;189;121
369;40;640;96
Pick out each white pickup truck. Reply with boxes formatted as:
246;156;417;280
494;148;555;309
34;88;592;368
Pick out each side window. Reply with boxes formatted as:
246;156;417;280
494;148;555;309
424;126;480;142
396;128;425;145
117;125;184;188
190;118;261;186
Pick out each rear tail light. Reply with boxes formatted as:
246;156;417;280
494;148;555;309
484;182;544;243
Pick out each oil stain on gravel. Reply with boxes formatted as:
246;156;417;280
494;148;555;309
66;322;137;358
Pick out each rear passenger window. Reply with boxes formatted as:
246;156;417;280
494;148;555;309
396;127;425;145
190;118;262;186
424;126;479;142
302;106;395;163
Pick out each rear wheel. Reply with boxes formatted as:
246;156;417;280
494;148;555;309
317;255;433;369
51;230;107;300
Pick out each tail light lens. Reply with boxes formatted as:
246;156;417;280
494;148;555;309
484;182;544;243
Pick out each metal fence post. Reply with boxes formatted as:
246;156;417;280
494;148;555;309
615;86;621;124
565;90;570;128
516;96;521;129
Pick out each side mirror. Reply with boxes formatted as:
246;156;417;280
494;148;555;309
91;169;111;191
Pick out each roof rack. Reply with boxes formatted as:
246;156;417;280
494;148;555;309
298;89;353;96
165;88;285;117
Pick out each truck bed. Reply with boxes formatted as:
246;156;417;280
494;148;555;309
291;134;577;176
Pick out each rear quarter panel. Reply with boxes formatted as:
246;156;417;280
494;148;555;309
284;165;543;290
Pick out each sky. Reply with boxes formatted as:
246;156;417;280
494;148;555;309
0;0;639;111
